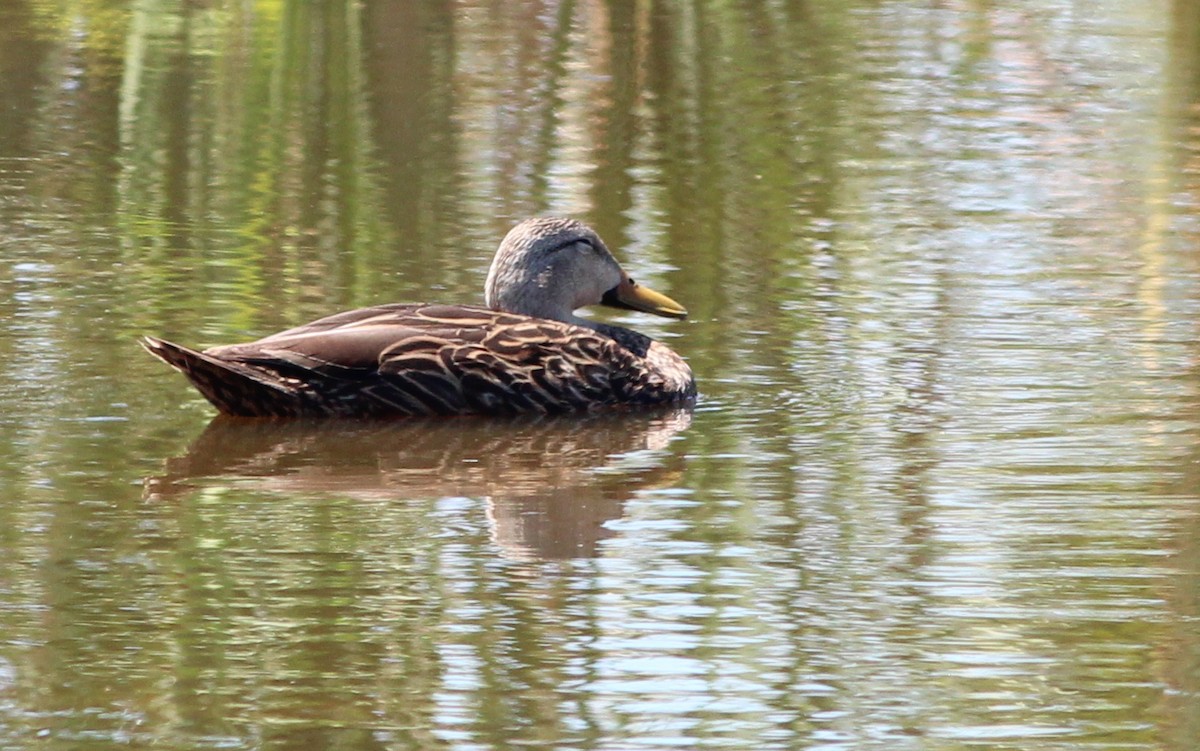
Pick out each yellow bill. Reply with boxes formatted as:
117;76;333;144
601;275;688;319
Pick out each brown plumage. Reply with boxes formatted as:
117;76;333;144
141;218;695;417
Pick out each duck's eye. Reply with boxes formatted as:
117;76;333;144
628;277;636;286
550;237;592;253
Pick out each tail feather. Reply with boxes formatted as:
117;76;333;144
139;336;301;417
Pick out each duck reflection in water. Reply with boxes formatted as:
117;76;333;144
145;409;692;561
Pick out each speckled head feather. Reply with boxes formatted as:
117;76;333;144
484;217;622;323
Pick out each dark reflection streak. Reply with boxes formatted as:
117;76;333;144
644;0;705;301
0;2;51;465
46;9;127;410
361;1;426;245
324;3;362;296
569;564;605;746
171;492;236;737
590;1;638;248
788;2;842;225
300;2;360;299
641;0;733;401
885;0;961;591
681;0;727;329
1161;4;1200;749
302;3;330;254
260;509;387;751
526;0;577;213
77;13;124;217
492;576;571;746
360;3;462;296
731;0;814;314
252;3;302;322
634;0;717;440
890;307;948;562
0;2;51;166
463;523;503;747
163;5;194;257
460;505;597;747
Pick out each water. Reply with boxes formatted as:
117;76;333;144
1;0;1199;749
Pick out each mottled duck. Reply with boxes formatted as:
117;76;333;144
141;217;695;417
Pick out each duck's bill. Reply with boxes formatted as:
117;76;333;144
601;277;688;319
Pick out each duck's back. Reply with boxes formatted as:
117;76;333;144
142;303;694;417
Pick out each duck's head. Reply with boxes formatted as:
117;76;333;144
484;217;687;325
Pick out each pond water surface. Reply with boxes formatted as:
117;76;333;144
1;1;1199;749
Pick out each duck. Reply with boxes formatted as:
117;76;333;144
140;217;696;417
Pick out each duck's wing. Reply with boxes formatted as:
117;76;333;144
206;304;493;371
375;315;631;414
192;304;639;416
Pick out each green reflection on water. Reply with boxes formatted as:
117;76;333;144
1;0;1200;749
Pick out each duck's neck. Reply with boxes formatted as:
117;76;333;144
496;305;654;358
573;317;652;358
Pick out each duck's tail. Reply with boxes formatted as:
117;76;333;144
139;336;301;417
